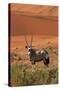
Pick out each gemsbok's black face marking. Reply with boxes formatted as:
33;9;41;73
25;35;49;66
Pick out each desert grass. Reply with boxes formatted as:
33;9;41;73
10;63;58;86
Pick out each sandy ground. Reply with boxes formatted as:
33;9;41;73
10;35;58;50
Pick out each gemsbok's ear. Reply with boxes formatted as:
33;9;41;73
25;45;28;49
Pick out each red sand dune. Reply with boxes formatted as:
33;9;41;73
10;13;58;36
9;4;58;36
